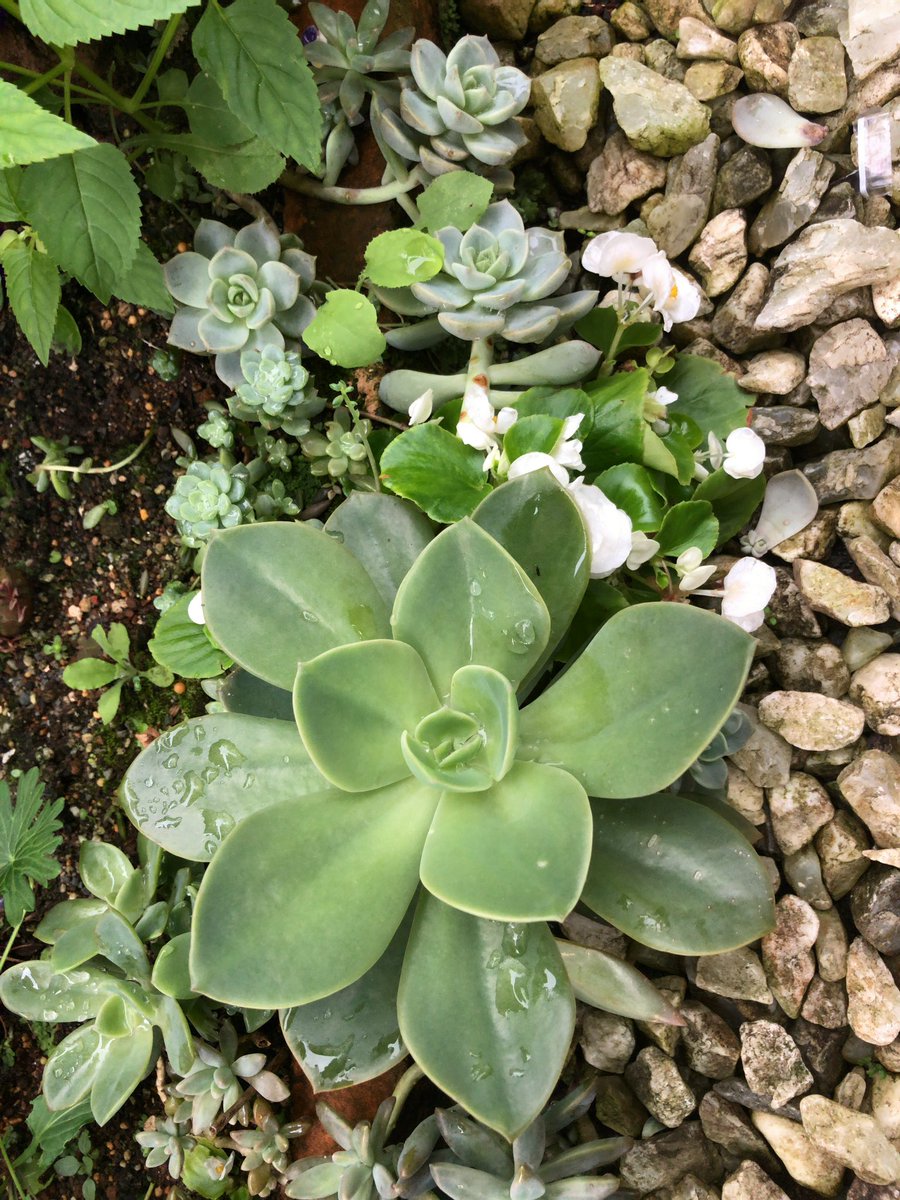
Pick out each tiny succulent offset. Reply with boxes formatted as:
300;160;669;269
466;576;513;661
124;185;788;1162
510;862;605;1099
165;461;253;548
165;219;317;388
229;346;325;437
121;474;774;1137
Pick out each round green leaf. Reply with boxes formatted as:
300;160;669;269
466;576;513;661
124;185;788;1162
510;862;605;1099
594;464;665;532
280;911;411;1091
502;415;564;464
420;762;591;921
203;522;390;691
190;779;438;1008
294;640;438;792
555;940;684;1023
148;592;233;679
391;520;551;700
519;603;753;799
417;171;494;233
301;289;386;368
79;841;133;904
364;229;444;287
325;493;435;609
693;469;765;546
664;355;751;438
380;425;493;525
398;894;575;1139
655;501;719;558
582;793;775;954
120;714;335;861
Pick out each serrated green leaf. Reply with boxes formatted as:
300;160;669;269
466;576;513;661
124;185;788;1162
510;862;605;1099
302;289;385;368
52;304;82;355
156;131;285;193
364;229;444;287
380;425;492;524
21;1095;93;1172
20;145;141;303
0;167;24;220
111;241;175;315
0;80;96;167
0;237;60;365
192;0;322;173
0;767;63;926
417;171;493;233
20;0;202;47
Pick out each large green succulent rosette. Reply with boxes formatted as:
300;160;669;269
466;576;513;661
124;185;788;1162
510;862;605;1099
122;474;773;1138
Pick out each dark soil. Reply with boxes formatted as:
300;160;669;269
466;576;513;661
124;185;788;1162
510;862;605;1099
0;276;215;1199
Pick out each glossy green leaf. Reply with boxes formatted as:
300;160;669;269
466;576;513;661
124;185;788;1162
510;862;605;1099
0;962;122;1025
615;320;662;355
581;371;647;476
364;229;444;287
21;0;201;46
52;303;82;354
693;469;765;546
295;640;438;792
21;145;141;303
519;604;753;799
583;793;774;954
420;762;591;921
655;501;719;558
451;665;518;781
35;898;108;944
43;1026;106;1111
79;841;133;904
94;911;150;982
381;424;493;524
665;356;751;438
594;464;664;532
472;471;589;678
90;1021;154;1124
192;0;321;173
153;993;195;1075
148;592;232;679
120;714;335;861
51;920;102;973
574;306;618;357
503;415;564;464
191;779;437;1007
151;933;195;999
301;289;385;368
219;668;295;721
95;994;131;1039
417;171;493;233
0;235;60;365
280;911;411;1091
398;895;575;1139
202;522;390;691
392;520;551;699
429;1165;511;1200
510;386;589;422
0;79;96;167
325;493;434;609
555;940;683;1023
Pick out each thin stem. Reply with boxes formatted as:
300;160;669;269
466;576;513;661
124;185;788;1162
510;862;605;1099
62;68;72;124
0;1137;28;1200
281;167;424;206
0;61;41;80
130;12;183;107
394;190;421;224
70;60;163;134
21;61;66;95
0;0;22;21
223;191;278;235
367;411;407;431
0;921;22;976
36;429;154;477
463;337;493;407
385;1064;424;1137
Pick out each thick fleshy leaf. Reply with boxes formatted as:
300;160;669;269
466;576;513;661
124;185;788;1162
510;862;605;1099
420;761;591;921
472;471;589;674
555;940;684;1023
219;668;295;721
391;520;551;699
0;962;122;1023
519;604;753;799
294;640;438;792
90;1022;155;1124
280;910;411;1091
430;1165;511;1200
582;793;775;954
120;714;334;861
152;933;195;1000
43;1026;106;1111
324;493;435;609
191;779;438;1007
202;522;390;690
79;841;133;905
398;894;575;1139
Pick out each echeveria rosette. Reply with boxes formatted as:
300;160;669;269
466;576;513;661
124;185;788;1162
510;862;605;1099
165;461;253;548
229;345;325;436
372;36;530;177
165;218;317;389
377;200;598;345
120;476;772;1138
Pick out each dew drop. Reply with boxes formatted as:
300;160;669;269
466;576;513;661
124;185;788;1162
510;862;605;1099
302;609;320;623
469;581;482;596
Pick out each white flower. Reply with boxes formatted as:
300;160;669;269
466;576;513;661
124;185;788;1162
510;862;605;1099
709;427;766;480
675;547;716;592
652;386;678;407
408;389;433;425
508;412;585;485
582;231;659;284
507;452;569;485
187;592;205;625
627;530;660;569
639;252;702;330
721;558;777;632
457;384;518;469
567;478;633;578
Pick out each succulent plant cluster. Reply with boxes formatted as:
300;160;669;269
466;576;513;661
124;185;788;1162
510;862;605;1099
165;219;317;389
299;407;376;490
372;36;531;178
229;346;325;437
165;461;254;548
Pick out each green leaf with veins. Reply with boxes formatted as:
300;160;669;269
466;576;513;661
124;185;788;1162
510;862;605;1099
0;768;63;926
21;0;202;47
594;463;665;532
364;229;444;287
0;236;60;365
655;500;719;558
417;171;494;233
0;80;95;167
380;424;493;524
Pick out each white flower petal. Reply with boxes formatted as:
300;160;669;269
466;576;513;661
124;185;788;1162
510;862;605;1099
723;427;766;480
567;479;633;578
187;592;205;625
721;558;777;626
408;389;434;425
507;451;569;485
582;232;659;282
626;531;659;569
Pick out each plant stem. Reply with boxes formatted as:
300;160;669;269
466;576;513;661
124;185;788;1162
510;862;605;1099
463;337;493;408
0;0;22;21
130;12;183;107
21;61;66;95
223;191;279;235
385;1063;424;1137
0;921;22;976
36;429;154;477
0;1136;29;1200
69;60;163;134
62;67;72;124
281;167;425;206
